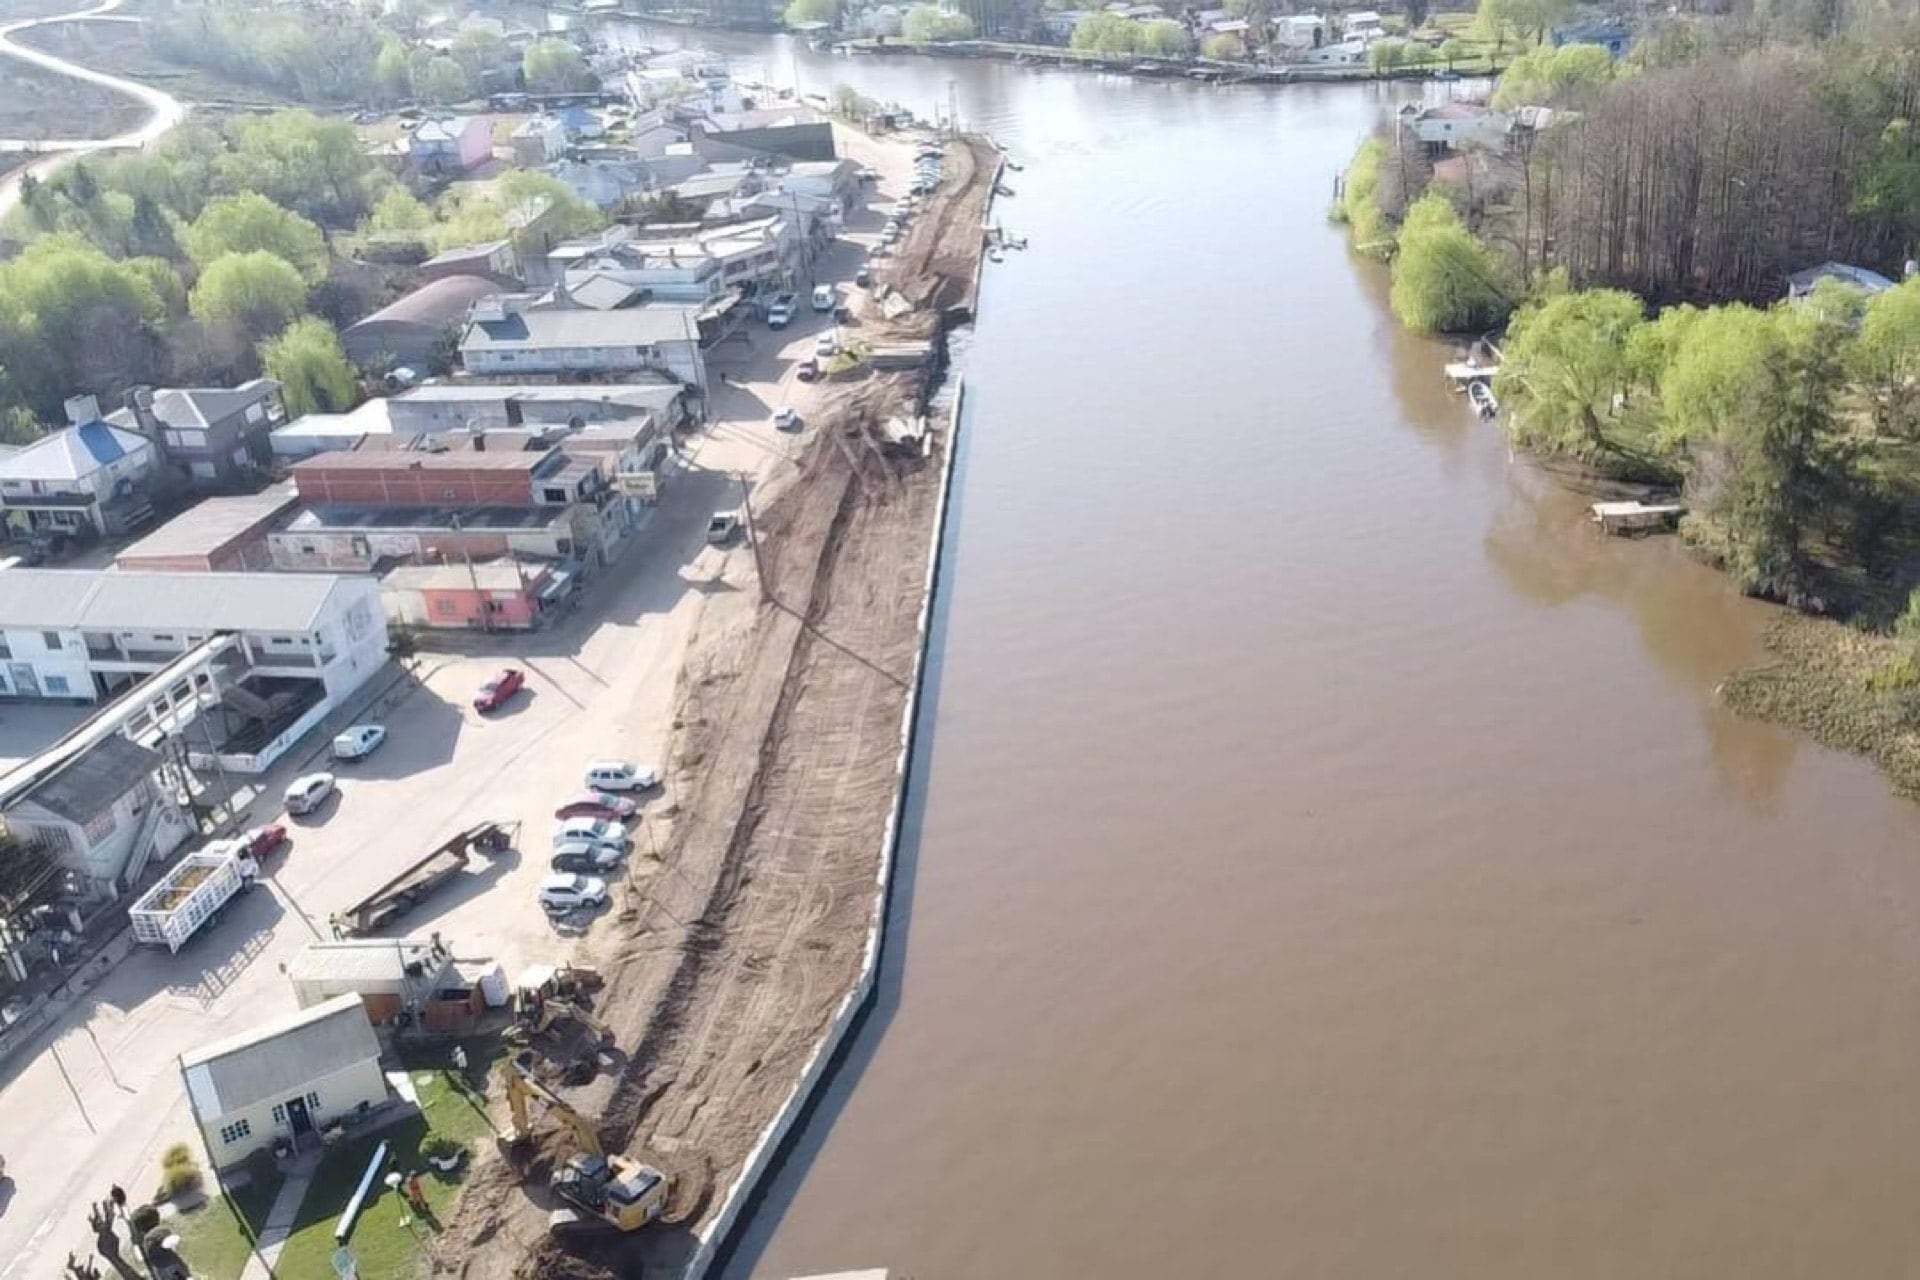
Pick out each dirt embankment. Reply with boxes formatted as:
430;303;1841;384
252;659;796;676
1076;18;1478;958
435;137;990;1280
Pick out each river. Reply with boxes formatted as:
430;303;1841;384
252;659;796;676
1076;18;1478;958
613;30;1920;1279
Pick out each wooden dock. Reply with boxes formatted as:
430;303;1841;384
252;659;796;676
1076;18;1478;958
1590;500;1685;535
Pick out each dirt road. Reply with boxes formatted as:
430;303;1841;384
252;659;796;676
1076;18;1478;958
436;134;994;1280
0;0;184;220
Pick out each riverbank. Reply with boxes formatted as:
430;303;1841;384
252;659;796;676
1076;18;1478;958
433;131;996;1280
838;34;1505;84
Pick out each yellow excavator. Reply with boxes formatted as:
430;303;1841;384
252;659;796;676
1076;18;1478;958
501;1051;671;1236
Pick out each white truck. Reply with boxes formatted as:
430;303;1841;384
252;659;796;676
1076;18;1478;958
129;846;259;952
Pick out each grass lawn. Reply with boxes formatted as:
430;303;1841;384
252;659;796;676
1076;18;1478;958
175;1041;503;1280
168;1176;282;1280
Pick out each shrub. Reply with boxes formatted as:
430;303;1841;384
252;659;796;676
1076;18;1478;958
158;1144;204;1198
420;1133;463;1161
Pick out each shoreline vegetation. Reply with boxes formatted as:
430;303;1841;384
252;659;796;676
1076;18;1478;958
1333;5;1920;798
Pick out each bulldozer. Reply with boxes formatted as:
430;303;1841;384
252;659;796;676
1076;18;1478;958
501;1051;671;1236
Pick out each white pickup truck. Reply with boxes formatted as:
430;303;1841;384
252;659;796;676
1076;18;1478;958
766;293;799;328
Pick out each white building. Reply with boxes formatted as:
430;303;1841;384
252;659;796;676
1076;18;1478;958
181;994;389;1167
0;571;384;752
1302;37;1368;63
461;297;708;388
1399;102;1513;152
0;413;156;541
1272;12;1326;50
1;735;192;892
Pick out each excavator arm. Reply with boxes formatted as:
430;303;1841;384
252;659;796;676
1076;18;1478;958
503;1054;604;1157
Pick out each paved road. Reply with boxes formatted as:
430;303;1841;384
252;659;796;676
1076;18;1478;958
0;0;185;219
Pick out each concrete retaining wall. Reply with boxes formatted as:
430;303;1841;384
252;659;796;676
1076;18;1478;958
680;375;969;1279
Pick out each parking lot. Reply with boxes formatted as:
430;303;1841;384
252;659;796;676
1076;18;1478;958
0;123;921;1278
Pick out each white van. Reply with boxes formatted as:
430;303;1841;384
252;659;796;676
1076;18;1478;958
584;761;659;793
811;284;836;312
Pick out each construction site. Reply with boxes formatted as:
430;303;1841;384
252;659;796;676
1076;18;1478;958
432;132;999;1280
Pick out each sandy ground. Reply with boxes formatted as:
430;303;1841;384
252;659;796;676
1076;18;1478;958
431;129;992;1280
0;124;986;1280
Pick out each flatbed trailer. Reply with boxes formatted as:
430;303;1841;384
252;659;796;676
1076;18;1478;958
335;822;512;937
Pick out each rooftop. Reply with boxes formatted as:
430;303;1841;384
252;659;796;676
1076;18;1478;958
286;503;571;533
348;275;505;331
0;422;150;483
181;993;380;1117
463;305;705;352
105;381;279;433
0;570;363;633
1788;262;1897;295
9;735;159;823
292;447;557;473
115;484;299;562
286;936;454;986
421;240;510;268
383;558;556;591
413;116;478;144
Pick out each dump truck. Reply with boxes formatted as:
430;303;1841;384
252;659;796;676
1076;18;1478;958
130;847;259;952
333;821;511;937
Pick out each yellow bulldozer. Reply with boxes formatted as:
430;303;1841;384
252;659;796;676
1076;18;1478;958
501;1051;671;1236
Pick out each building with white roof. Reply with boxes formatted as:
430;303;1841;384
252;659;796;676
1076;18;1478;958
181;994;389;1166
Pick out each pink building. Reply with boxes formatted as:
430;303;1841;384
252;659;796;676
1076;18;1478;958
409;116;492;174
380;558;560;631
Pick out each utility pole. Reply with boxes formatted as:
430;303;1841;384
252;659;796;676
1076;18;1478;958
737;474;768;603
948;80;960;140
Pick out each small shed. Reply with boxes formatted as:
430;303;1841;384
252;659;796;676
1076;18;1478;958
180;994;389;1167
287;933;472;1028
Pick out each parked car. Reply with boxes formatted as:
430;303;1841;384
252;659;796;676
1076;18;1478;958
855;266;873;288
553;817;630;851
551;845;625;874
554;791;639;821
796;358;819;383
707;511;742;545
811;284;836;312
584;761;659;792
285;773;336;816
241;824;288;859
539;873;609;912
473;668;525;713
815;332;839;358
23;530;73;566
773;406;802;431
766;293;799;328
331;724;387;762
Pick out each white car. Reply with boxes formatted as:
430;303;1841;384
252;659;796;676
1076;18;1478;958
815;332;839;358
285;772;336;816
584;761;659;792
539;873;609;912
773;407;801;432
330;724;387;761
553;817;630;851
811;284;836;312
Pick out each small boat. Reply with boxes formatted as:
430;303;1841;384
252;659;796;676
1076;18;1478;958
1004;159;1024;171
1468;380;1498;419
988;247;1004;263
995;183;1015;197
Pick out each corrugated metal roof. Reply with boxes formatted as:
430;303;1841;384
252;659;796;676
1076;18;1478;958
116;485;299;562
11;735;158;822
287;937;453;987
0;424;151;483
181;993;380;1115
348;275;505;332
464;305;702;351
0;570;357;632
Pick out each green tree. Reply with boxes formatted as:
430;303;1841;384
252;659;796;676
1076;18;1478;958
412;55;470;105
1439;37;1469;69
1388;193;1511;334
902;4;975;40
189;251;309;338
1071;12;1143;53
1854;118;1920;253
374;38;413;103
0;236;171;414
1223;0;1270;39
450;28;509;82
1475;0;1569;50
1495;287;1644;454
1370;38;1410;71
498;170;606;241
218;111;377;226
185;193;329;282
523;38;593;93
1137;18;1191;55
783;0;838;24
1337;136;1395;258
1202;32;1247;58
363;188;434;234
1854;275;1920;437
261;316;358;414
1681;307;1851;598
1491;42;1615;109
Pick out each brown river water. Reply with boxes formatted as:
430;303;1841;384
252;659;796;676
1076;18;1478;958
615;32;1920;1278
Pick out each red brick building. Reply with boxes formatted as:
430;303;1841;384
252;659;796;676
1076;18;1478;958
288;449;574;509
